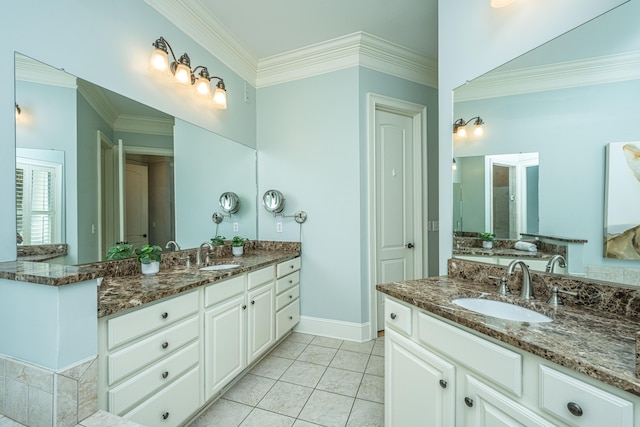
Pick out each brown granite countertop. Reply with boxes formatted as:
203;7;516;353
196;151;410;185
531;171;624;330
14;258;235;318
453;247;553;259
377;276;640;397
0;261;100;286
98;250;299;318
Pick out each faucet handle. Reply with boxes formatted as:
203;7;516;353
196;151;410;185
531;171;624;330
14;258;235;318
488;276;510;295
546;286;578;306
184;255;191;267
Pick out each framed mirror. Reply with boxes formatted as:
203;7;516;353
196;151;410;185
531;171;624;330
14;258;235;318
451;1;640;284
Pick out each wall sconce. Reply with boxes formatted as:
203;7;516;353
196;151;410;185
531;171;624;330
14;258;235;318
453;116;485;138
15;103;22;121
452;159;457;171
262;190;308;223
490;0;515;7
149;36;227;109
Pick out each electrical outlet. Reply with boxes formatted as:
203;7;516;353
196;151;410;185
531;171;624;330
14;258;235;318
276;222;283;233
233;222;239;232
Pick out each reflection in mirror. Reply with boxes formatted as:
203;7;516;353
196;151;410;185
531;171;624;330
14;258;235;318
453;153;539;239
220;192;240;214
452;1;640;285
15;53;258;264
263;190;285;214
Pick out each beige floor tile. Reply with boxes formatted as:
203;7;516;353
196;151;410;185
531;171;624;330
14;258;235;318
240;408;295;427
309;336;343;349
280;361;326;388
0;416;25;427
250;356;294;380
356;374;384;403
80;410;143;427
298;390;354;427
188;399;252;427
257;381;313;418
223;374;276;406
316;367;363;397
292;421;322;427
329;350;370;373
346;399;384;427
340;340;375;354
296;345;338;366
365;355;384;377
285;333;314;344
372;339;384;357
269;340;308;360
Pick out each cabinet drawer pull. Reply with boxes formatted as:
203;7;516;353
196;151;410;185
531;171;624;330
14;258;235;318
161;342;169;350
390;313;397;320
439;379;447;389
289;295;293;299
161;312;168;319
161;371;169;379
162;411;170;420
290;265;294;269
464;397;474;408
289;316;293;320
567;402;583;417
289;279;293;284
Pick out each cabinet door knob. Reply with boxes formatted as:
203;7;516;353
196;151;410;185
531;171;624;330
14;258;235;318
289;295;293;299
290;265;294;269
162;371;169;379
251;300;255;305
162;412;170;420
464;397;474;408
242;304;247;310
289;316;293;320
390;313;397;320
567;402;583;417
439;379;447;389
161;312;168;319
406;243;414;249
289;279;293;284
161;342;169;349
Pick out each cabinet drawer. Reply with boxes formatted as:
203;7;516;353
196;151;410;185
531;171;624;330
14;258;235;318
418;311;522;396
276;299;300;340
539;365;633;427
276;269;299;293
125;366;200;427
248;265;274;290
108;316;198;385
108;291;199;349
109;342;199;415
276;258;301;278
276;285;300;311
204;275;245;308
384;298;412;336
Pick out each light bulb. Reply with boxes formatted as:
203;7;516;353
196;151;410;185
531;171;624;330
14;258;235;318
173;63;191;86
457;127;467;138
474;125;484;136
148;48;169;73
212;81;227;109
195;76;211;97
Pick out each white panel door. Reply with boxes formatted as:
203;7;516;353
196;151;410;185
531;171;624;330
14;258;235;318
125;162;149;247
375;109;418;331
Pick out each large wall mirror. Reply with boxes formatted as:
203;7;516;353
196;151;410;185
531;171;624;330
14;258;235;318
15;53;257;265
452;0;640;284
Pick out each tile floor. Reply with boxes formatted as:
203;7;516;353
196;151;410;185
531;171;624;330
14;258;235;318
188;333;385;427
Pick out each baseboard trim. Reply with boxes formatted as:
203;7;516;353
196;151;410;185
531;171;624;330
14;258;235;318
294;315;373;343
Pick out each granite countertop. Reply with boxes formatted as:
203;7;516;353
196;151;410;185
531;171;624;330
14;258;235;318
98;250;299;318
377;276;640;397
0;261;100;286
453;247;553;259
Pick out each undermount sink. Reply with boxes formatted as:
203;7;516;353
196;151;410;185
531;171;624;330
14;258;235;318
199;264;240;271
451;298;553;323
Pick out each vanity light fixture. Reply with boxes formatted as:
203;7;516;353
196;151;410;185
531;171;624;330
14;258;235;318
453;116;485;138
15;103;21;120
490;0;515;7
149;36;227;109
452;158;458;171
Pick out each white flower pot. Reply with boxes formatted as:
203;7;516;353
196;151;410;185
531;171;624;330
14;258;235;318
232;246;244;256
482;241;493;249
141;261;160;276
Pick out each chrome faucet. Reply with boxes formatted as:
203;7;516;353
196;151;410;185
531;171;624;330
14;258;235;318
196;242;214;266
165;240;181;251
545;254;566;273
506;260;534;300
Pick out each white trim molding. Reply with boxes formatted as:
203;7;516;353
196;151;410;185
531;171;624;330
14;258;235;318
455;51;640;102
15;54;77;88
294;316;372;343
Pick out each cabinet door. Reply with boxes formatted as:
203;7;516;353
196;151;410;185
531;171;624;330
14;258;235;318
465;375;556;427
247;282;275;364
385;329;455;427
204;294;246;400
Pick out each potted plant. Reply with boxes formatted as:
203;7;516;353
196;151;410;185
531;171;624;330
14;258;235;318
478;232;496;249
211;235;226;246
231;236;249;256
135;244;162;275
105;243;133;261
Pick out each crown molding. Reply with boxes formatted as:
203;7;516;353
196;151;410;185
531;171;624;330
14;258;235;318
455;51;640;102
145;0;258;84
114;114;174;136
15;55;77;88
256;32;437;88
77;79;120;125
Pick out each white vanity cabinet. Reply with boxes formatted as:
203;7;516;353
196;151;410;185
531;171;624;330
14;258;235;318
98;290;201;427
383;296;635;427
275;257;301;340
247;266;276;364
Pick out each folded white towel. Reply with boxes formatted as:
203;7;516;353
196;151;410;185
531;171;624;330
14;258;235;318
515;241;537;252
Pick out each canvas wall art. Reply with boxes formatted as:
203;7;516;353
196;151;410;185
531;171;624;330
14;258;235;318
604;141;640;259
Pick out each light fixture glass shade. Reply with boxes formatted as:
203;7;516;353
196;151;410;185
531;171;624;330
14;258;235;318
149;48;170;73
213;86;227;109
457;127;467;138
474;125;484;136
490;0;515;7
195;76;211;97
452;159;457;171
173;63;192;86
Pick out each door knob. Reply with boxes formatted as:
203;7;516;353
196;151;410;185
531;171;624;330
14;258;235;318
406;243;414;249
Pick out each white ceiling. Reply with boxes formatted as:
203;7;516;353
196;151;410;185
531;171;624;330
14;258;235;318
194;0;438;61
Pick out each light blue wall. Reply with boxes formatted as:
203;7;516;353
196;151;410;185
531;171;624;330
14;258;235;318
454;78;640;270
